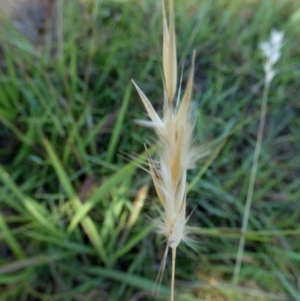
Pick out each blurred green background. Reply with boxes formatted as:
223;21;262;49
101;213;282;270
0;0;300;300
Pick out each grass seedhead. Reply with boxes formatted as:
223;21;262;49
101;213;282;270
133;0;199;299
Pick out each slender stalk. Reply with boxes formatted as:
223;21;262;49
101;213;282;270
233;80;271;284
171;247;176;301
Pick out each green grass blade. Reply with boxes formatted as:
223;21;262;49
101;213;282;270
84;266;169;296
42;137;108;264
68;159;138;232
0;212;25;259
115;224;153;259
0;165;62;237
106;84;132;163
0;252;71;275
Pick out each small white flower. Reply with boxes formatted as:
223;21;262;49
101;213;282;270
270;30;284;48
259;29;284;83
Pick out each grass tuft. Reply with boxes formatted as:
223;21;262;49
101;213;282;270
0;0;299;300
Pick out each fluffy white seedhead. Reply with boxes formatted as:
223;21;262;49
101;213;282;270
260;29;284;83
132;0;198;250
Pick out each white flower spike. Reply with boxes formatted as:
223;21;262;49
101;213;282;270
260;29;284;83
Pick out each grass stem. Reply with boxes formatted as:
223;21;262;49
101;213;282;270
171;247;176;301
233;80;271;284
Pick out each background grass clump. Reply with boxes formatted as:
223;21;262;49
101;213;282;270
0;0;300;300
